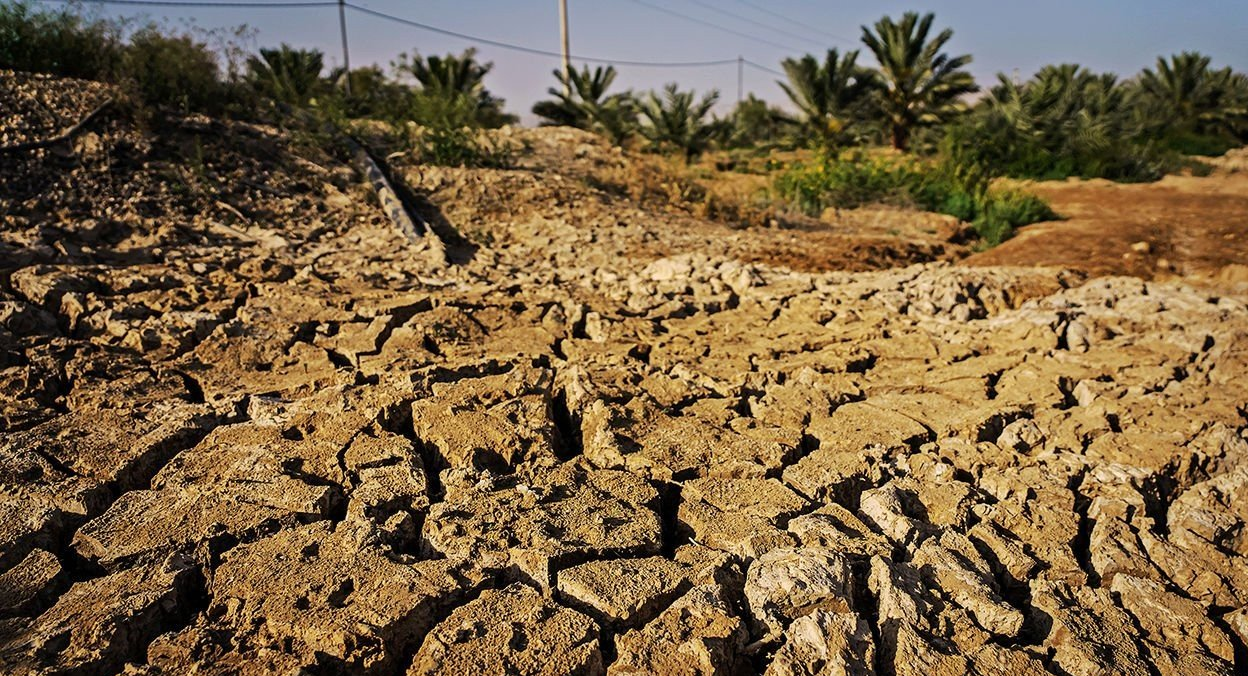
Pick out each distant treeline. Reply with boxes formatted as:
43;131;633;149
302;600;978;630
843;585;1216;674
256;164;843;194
3;2;1245;247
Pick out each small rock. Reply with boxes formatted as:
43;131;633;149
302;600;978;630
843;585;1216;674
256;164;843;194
764;610;874;676
323;184;353;210
858;484;932;547
745;547;854;640
557;557;691;628
611;584;746;676
0;549;62;617
411;583;602;676
1065;319;1091;352
997;418;1045;453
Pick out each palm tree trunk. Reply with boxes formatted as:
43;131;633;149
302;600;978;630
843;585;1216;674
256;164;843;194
891;123;909;151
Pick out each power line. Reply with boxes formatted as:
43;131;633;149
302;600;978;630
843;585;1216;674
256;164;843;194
621;0;793;52
744;59;785;77
38;0;337;7
728;0;856;44
37;0;786;75
346;3;738;68
679;0;825;49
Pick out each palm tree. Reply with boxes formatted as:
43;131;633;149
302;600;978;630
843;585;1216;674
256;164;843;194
326;65;412;119
859;12;977;150
725;94;794;148
246;44;325;106
973;64;1131;176
996;65;1125;141
637;84;722;162
778;49;879;148
532;65;637;145
393;48;516;128
1136;52;1246;139
396;48;489;97
1227;72;1248;142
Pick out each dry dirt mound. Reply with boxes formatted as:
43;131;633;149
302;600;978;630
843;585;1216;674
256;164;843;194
0;71;113;149
967;165;1248;286
377;124;961;274
2;74;1247;675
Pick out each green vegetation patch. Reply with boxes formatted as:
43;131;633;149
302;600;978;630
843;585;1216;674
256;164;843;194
775;153;1057;246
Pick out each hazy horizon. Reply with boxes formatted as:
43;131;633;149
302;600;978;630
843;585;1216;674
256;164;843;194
71;0;1248;124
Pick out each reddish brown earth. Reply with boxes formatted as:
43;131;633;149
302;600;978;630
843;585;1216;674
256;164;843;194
968;161;1248;283
2;72;1247;676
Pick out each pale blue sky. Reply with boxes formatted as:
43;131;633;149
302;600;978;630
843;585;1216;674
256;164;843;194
79;0;1248;122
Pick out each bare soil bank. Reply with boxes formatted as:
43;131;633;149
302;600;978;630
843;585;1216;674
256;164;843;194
2;73;1246;675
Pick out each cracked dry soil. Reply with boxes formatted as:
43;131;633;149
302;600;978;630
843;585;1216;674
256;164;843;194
2;72;1248;676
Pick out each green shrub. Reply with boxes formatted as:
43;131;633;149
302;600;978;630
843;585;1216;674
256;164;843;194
941;58;1248;183
401;122;514;169
943;106;1167;183
774;153;1057;246
122;26;222;112
934;187;978;223
415;128;497;167
393;48;517;128
0;3;238;113
406;88;482;131
974;190;1057;246
637;84;724;162
0;2;123;80
246;44;325;107
773;152;916;212
1158;131;1239;157
532;65;638;146
324;65;413;122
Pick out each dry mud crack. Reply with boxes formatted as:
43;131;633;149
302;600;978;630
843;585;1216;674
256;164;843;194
2;74;1248;675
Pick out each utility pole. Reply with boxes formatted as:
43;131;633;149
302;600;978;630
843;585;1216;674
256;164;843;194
737;55;743;106
338;0;352;95
559;0;571;95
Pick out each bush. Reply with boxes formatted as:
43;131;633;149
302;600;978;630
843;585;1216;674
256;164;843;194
123;26;223;112
409;126;512;168
944;107;1167;183
1158;131;1239;157
393;49;517;128
246;44;325;107
774;152;1057;246
0;2;123;80
0;3;239;113
973;190;1057;246
323;65;412;122
772;152;914;213
637;84;723;162
941;59;1248;183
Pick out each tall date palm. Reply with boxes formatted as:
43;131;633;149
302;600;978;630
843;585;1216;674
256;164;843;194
1136;51;1247;139
778;48;879;148
860;12;977;150
532;65;637;145
246;44;324;106
393;48;516;127
637;84;722;162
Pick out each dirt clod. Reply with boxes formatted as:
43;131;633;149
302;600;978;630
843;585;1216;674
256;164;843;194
2;73;1247;675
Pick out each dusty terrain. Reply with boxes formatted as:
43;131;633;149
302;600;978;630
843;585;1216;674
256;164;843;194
2;73;1247;676
968;156;1248;283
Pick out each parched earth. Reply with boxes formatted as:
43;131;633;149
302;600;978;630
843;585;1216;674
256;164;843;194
2;74;1247;675
968;157;1248;284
